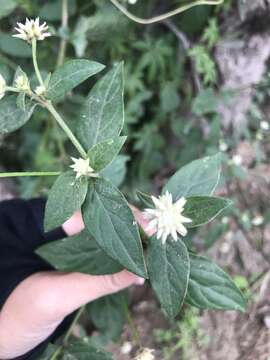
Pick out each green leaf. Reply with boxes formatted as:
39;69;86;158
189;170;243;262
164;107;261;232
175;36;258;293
64;340;113;360
44;172;88;232
46;60;105;101
183;196;232;228
82;178;147;278
147;236;190;319
0;34;32;58
87;291;127;341
186;254;246;312
101;155;129;187
16;92;26;111
88;136;126;171
77;63;124;150
39;0;77;21
163;153;221;199
0;0;17;19
136;190;153;208
0;95;35;134
36;230;123;275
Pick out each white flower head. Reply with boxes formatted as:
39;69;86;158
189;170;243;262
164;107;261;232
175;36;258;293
232;154;242;166
0;74;6;100
15;75;30;91
13;18;51;43
128;0;138;4
135;348;155;360
252;215;264;226
35;85;46;96
144;191;192;245
70;157;98;180
260;121;269;131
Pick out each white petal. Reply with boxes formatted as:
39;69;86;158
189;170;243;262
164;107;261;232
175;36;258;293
176;223;188;236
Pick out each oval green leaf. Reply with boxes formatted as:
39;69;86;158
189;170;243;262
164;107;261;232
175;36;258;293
147;236;190;319
36;230;123;275
46;59;105;100
44;171;88;232
88;136;127;171
77;63;124;150
0;95;36;134
163;153;221;199
184;196;232;228
82;178;147;278
186;254;246;312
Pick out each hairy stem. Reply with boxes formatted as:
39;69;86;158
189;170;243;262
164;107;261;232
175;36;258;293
109;0;224;25
56;0;69;68
0;172;60;178
45;101;87;159
32;38;45;87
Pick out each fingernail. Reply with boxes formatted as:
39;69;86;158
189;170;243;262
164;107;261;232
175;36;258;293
136;277;145;285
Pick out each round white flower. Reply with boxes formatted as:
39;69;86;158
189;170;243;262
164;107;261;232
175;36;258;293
70;157;98;179
232;154;242;166
15;75;30;91
144;191;192;244
0;74;6;100
260;121;269;131
35;85;46;96
13;18;51;43
219;140;228;152
128;0;137;4
252;215;264;226
135;348;155;360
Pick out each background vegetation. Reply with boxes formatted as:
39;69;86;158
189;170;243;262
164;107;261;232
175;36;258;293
1;0;270;359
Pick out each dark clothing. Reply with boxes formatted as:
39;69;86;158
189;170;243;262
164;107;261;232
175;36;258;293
0;198;72;359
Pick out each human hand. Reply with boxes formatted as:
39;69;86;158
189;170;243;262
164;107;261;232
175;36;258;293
0;206;146;359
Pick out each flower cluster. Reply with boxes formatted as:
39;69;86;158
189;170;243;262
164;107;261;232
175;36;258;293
70;157;98;180
144;191;192;244
14;74;30;91
13;18;51;43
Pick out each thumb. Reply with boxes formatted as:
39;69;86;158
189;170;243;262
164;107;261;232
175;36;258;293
88;270;145;301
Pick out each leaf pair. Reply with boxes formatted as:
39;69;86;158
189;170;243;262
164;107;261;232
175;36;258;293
145;154;246;318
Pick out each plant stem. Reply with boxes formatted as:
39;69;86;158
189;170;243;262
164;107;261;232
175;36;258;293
32;38;45;87
49;306;85;360
56;0;69;68
63;306;85;345
109;0;224;25
0;172;60;178
45;101;87;159
123;301;142;349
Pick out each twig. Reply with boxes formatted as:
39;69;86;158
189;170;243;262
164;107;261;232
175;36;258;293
162;19;201;93
109;0;224;25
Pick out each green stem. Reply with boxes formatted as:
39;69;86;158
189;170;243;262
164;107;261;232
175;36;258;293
123;301;142;349
49;306;85;360
109;0;224;24
0;172;60;178
63;306;85;345
56;0;69;68
32;38;45;87
45;101;87;158
49;346;62;360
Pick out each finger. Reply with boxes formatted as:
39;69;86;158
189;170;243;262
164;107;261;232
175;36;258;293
62;210;85;236
89;270;145;300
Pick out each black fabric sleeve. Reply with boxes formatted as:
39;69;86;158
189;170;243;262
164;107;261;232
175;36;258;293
0;198;74;360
